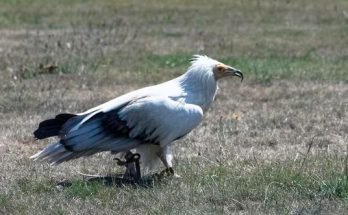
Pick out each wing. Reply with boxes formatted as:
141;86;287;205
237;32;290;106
118;96;203;146
60;96;203;152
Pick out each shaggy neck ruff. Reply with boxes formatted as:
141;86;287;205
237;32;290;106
178;56;219;111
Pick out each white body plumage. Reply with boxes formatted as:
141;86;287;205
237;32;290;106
31;55;242;174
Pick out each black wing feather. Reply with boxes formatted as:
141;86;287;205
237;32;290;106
33;113;76;139
101;109;160;144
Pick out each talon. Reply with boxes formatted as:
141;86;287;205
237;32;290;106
159;169;167;177
114;152;142;181
158;167;175;178
153;173;161;181
114;153;141;166
167;168;181;178
114;157;127;166
168;167;174;175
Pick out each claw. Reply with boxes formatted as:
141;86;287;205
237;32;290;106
114;152;141;181
114;157;127;166
153;167;180;181
167;167;181;178
114;153;140;166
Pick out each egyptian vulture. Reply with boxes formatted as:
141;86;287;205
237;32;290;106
31;55;243;177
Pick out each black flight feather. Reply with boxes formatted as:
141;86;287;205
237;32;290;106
33;113;76;139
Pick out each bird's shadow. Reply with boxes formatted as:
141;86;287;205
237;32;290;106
56;173;156;189
56;153;163;189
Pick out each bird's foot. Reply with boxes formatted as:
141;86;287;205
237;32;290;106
114;152;140;166
114;152;141;181
160;167;174;177
153;167;180;180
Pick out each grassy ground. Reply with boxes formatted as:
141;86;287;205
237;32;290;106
0;0;348;214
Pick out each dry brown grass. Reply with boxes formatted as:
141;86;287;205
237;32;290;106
1;0;348;214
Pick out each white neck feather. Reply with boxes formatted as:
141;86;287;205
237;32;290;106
178;61;218;111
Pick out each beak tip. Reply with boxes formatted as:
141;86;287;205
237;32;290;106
234;70;243;82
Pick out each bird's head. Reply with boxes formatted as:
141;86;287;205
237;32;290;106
213;63;243;81
190;55;243;82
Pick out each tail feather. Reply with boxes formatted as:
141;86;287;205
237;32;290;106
50;151;87;165
34;113;76;139
31;110;142;165
30;141;66;161
31;139;141;165
31;131;141;165
30;141;100;165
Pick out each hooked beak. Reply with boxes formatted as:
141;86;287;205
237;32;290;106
227;67;243;82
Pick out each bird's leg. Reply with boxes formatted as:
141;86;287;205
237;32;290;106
157;146;181;179
158;155;174;177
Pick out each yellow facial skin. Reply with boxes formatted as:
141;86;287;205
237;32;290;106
214;63;231;80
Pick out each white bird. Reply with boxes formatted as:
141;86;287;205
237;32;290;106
31;55;243;177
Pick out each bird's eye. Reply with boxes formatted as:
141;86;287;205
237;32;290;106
216;64;225;72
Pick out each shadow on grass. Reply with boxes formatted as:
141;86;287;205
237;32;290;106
56;173;156;189
16;174;158;200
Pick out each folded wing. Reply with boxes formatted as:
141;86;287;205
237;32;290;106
32;96;203;164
